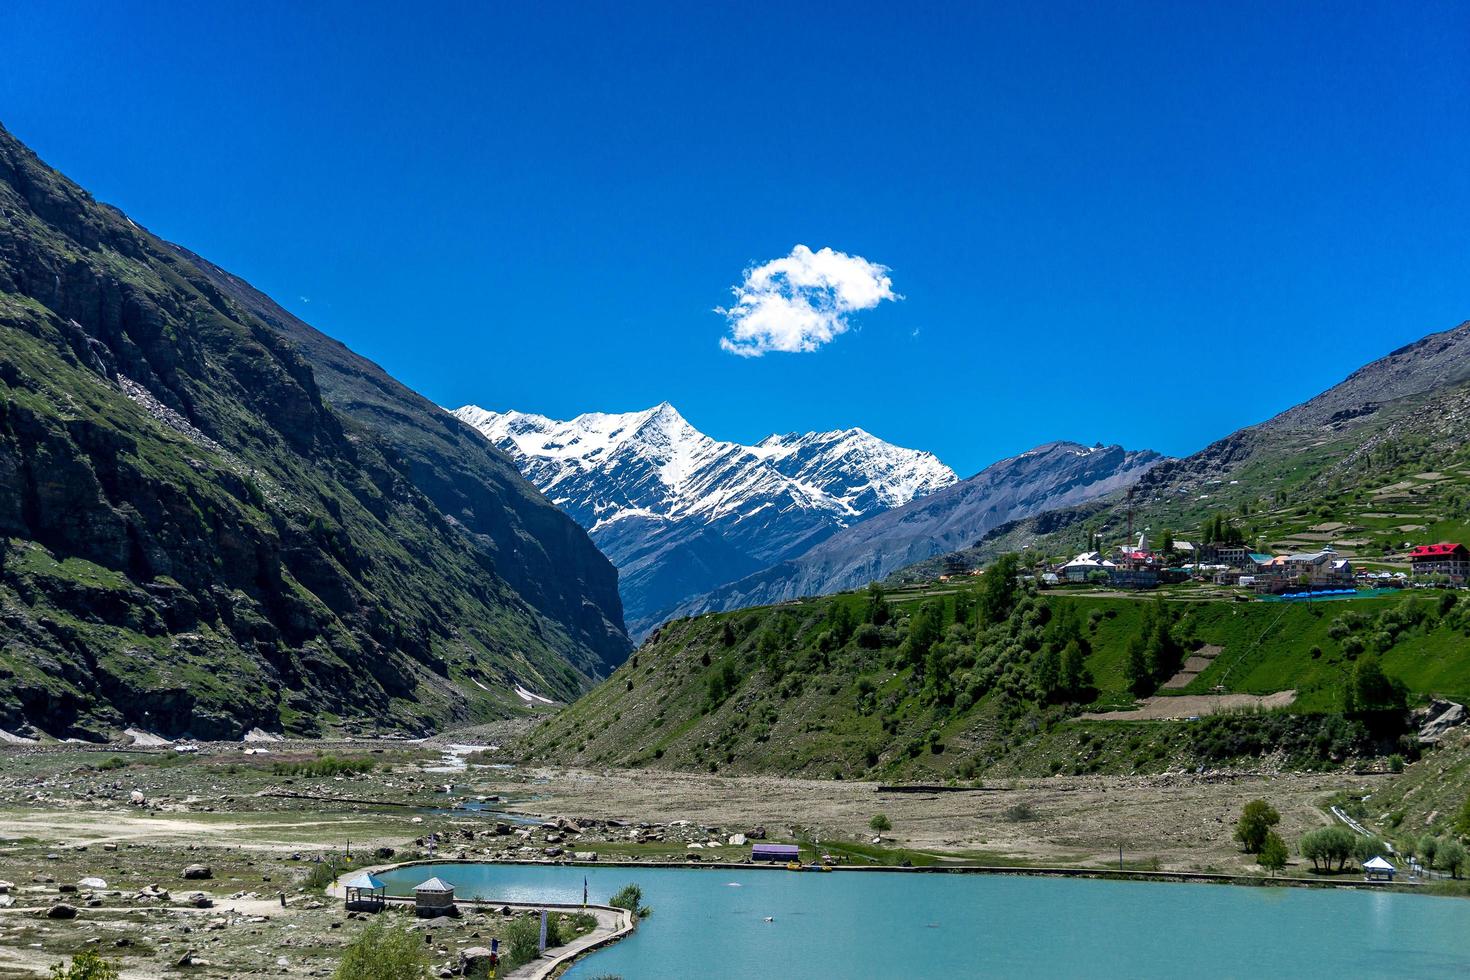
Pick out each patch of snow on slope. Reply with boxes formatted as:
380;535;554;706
514;684;556;705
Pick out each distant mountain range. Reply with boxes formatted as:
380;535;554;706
661;441;1165;623
918;319;1470;577
457;404;1165;637
455;403;956;634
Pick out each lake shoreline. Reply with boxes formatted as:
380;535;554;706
361;854;1453;899
375;860;1470;979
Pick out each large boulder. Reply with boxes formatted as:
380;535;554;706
459;947;495;975
182;865;212;880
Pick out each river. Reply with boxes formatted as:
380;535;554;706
378;862;1470;977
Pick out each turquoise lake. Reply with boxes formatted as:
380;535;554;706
379;862;1470;978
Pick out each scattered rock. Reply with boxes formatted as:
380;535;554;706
79;877;108;890
182;864;212;880
461;947;495;973
46;903;78;919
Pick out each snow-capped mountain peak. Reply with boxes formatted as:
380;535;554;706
453;403;959;632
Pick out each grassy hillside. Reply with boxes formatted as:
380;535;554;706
519;579;1470;780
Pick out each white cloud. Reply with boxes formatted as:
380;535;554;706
717;245;898;357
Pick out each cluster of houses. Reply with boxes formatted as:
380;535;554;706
1045;534;1470;594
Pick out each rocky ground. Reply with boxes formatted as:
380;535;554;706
0;738;1384;977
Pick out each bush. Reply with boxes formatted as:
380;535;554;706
503;916;544;971
609;882;651;918
49;952;120;980
333;916;430;979
304;860;342;893
869;813;892;834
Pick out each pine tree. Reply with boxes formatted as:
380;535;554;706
979;553;1022;625
1061;640;1091;700
1125;637;1152;697
1035;646;1061;700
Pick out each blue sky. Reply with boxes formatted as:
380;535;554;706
2;2;1467;476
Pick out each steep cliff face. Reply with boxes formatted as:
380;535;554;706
175;250;628;676
0;122;626;739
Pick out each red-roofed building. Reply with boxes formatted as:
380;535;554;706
1408;543;1469;582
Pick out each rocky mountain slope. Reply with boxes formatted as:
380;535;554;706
455;403;956;634
0;122;627;740
664;441;1163;621
176;251;628;675
927;319;1470;572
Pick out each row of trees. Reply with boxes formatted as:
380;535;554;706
1237;798;1468;878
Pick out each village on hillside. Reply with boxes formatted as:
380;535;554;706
939;533;1470;598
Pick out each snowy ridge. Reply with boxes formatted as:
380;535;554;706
453;402;956;535
453;402;957;635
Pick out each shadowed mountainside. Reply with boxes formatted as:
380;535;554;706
0;122;626;739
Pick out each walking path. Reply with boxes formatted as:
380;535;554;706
503;904;632;979
326;872;635;979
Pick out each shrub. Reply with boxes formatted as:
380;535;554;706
49;952;120;980
304;860;342;893
1455;793;1470;838
502;916;544;971
869;813;892;834
1001;802;1039;823
333;917;431;980
609;883;651;917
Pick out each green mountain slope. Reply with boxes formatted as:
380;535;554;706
0;122;624;739
524;324;1470;780
520;581;1470;779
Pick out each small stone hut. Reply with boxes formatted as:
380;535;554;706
413;876;457;918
